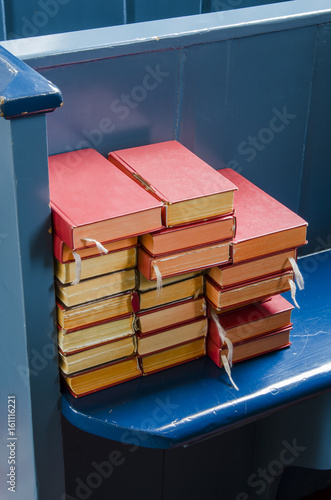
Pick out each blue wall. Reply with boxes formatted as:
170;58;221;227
1;0;290;40
8;4;326;255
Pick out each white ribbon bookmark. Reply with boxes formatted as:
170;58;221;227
211;309;239;391
288;257;304;290
71;251;82;286
81;238;109;255
221;354;239;392
152;263;163;297
289;279;300;309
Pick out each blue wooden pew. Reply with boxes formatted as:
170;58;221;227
1;1;331;498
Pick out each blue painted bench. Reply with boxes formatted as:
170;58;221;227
1;1;331;498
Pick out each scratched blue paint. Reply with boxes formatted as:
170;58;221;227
0;45;62;118
61;252;331;449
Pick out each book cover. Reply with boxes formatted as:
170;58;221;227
139;215;235;255
62;356;142;397
218;169;308;263
108;141;237;226
49;149;163;250
138;241;230;281
53;232;138;263
207;325;292;368
209;294;294;346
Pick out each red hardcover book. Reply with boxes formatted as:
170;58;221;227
53;232;138;263
209;294;294;346
48;149;163;250
218;169;308;263
207;325;292;368
138;241;230;281
139;214;235;255
205;270;293;311
108;141;237;226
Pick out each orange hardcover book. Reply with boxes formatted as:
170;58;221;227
58;314;134;354
218;169;307;263
62;356;142;397
136;317;208;356
49;149;163;250
207;325;292;367
59;335;137;375
108;141;237;226
136;273;205;312
53;232;138;263
138;241;230;281
137;296;206;335
56;292;135;330
139;337;206;375
139;215;235;255
208;295;294;346
54;245;137;284
208;248;297;289
205;270;293;311
55;268;137;307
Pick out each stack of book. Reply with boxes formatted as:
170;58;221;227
205;169;307;375
48;142;307;397
49;148;164;397
108;141;238;376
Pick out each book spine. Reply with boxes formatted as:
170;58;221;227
52;232;65;263
208;317;223;348
137;247;153;281
206;338;222;367
51;206;75;250
108;152;166;203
